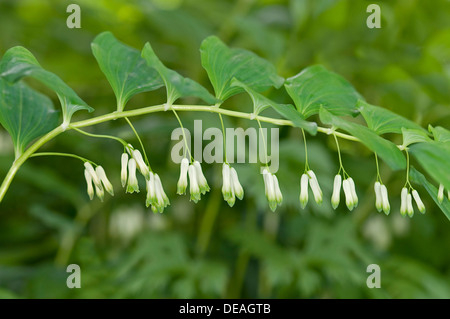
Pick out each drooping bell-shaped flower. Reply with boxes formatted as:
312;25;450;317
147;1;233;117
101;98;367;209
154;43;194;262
347;177;358;208
230;167;244;201
126;158;139;193
262;168;279;212
84;162;101;189
153;173;170;213
299;173;309;209
146;172;157;208
380;184;390;215
96;166;114;196
374;181;382;212
84;169;95;200
188;164;201;203
406;192;414;217
132;149;150;180
331;174;342;210
307;170;322;205
193;161;210;195
412;189;425;214
400;187;408;216
121;153;129;188
177;158;189;195
222;163;235;207
343;179;354;211
272;174;283;205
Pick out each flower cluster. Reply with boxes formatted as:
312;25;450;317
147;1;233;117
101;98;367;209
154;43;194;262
262;168;283;212
176;158;210;203
120;145;169;213
437;183;450;204
84;162;114;201
374;181;390;215
400;187;425;217
222;163;244;207
299;170;322;209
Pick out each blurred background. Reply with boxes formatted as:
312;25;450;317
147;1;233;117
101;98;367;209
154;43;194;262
0;0;449;298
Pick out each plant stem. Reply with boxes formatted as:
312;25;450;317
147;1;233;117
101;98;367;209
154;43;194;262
124;117;150;169
0;104;360;203
256;118;269;168
301;129;309;172
30;152;96;165
70;126;128;146
374;153;382;182
171;108;192;161
333;132;347;176
218;113;228;164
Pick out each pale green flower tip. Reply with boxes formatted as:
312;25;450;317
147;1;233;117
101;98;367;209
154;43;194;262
95;185;104;202
226;197;236;207
126;184;139;194
331;199;339;210
269;201;277;212
300;201;307;209
383;206;390;216
235;190;244;201
176;185;187;195
190;193;201;203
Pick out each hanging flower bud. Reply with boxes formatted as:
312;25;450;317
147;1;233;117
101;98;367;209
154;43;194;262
84;162;101;189
406;193;414;217
177;158;189;195
412;190;425;214
95;166;114;196
380;184;390;215
348;177;358;208
126;158;139;193
154;173;170;212
84;169;94;200
94;183;104;202
194;161;210;194
331;174;342;210
437;183;444;204
374;182;382;212
307;170;322;205
188;164;201;203
400;187;408;216
146;172;156;208
299;173;309;209
343;179;354;211
121;153;129;188
132;149;150;180
272;174;283;205
262;168;277;212
230;167;244;201
222;163;233;204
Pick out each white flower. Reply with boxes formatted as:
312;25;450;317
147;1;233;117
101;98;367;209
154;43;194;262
412;189;425;214
374;181;382;212
272;174;283;205
299;173;309;209
406;193;414;217
262;168;278;212
95;166;114;196
94;183;104;202
188;164;201;203
222;164;235;207
400;187;408;216
380;184;390;215
132;149;150;180
126;158;139;193
84;169;94;200
193;161;210;194
154;173;170;213
342;179;354;211
84;162;101;189
146;172;156;208
307;170;322;205
331;174;342;210
348;177;358;208
177;158;189;195
230;167;244;201
121;153;129;188
437;183;444;204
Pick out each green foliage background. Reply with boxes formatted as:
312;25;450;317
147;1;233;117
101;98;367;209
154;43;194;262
0;0;449;298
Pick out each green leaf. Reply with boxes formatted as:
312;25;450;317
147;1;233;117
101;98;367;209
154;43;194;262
358;100;425;135
200;36;284;103
0;46;92;128
231;78;317;135
91;32;164;112
428;125;450;143
285;65;363;119
0;78;59;158
141;42;218;106
319;107;405;170
409;142;450;190
410;167;450;221
402;127;432;147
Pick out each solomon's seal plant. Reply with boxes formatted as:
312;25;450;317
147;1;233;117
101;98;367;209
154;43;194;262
0;31;449;221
